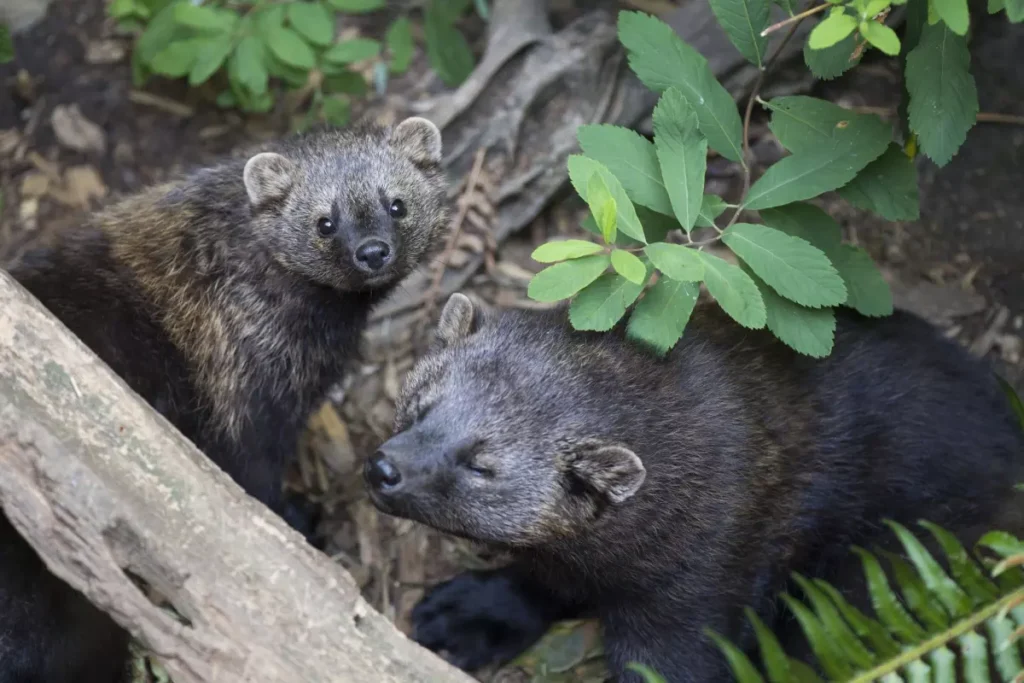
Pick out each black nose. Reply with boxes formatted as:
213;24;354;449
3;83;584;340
354;239;393;272
365;451;402;490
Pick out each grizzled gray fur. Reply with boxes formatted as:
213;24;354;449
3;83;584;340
366;293;1024;683
4;116;449;683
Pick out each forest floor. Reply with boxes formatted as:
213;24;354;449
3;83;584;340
1;1;1023;681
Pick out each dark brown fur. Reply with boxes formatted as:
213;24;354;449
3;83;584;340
367;294;1024;682
1;117;450;682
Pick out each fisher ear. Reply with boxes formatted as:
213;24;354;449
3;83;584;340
564;440;646;504
243;153;295;206
390;117;443;166
435;293;477;347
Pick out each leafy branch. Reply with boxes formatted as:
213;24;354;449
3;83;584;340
527;10;903;358
108;0;486;126
528;0;1021;358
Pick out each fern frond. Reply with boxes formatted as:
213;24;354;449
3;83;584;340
710;520;1024;683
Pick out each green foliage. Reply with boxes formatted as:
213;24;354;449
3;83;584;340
527;11;909;358
111;0;481;123
799;0;988;168
533;0;1003;356
703;520;1024;683
905;22;979;167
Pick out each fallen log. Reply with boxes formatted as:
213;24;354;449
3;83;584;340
0;268;474;683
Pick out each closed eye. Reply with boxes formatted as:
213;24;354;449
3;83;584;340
415;395;431;422
454;439;493;477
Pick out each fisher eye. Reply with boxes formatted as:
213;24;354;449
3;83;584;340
415;395;431;421
456;440;493;478
389;199;407;218
317;216;336;236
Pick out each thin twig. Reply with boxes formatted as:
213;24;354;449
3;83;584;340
419;148;488;319
851;105;1024;126
727;8;810;232
761;3;828;37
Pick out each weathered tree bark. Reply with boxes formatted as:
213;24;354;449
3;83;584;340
0;269;475;683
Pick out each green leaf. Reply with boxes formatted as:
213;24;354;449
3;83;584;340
324;71;369;96
744;143;887;211
287;2;335;47
627;278;699;355
321;95;351;126
959;631;990;680
255;4;286;34
326;0;384;11
697;194;728;228
758;208;891;317
611;250;647;285
577;125;673;216
532;240;605;263
386;17;414;73
881;550;951;630
791;574;875;668
569;273;646;331
0;22;13;64
832;245;893;316
931;0;969;33
706;630;767;683
860;20;901;55
588;172;619;244
188;39;233;86
697;252;766;329
568;155;647;244
885;520;974;618
231;36;269;95
744;608;795;683
837;143;920;221
173;3;236;32
804;32;862;80
759;203;842;254
137;1;191;65
986;614;1023;681
781;595;856;680
765;95;892;157
644;243;705;282
1004;0;1024;21
473;0;490;20
109;0;144;19
528;255;611;303
618;11;744;163
581;216;642;248
906;22;977;166
266;26;316;70
653;88;708;233
150;39;201;77
815;579;902;658
430;0;473;23
918;521;999;605
323;38;381;64
809;11;858;49
852;546;928;644
748;270;836;357
929;647;957;681
707;0;770;66
722;223;846;307
424;4;475;86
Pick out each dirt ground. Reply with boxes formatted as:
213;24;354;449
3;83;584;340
2;1;1023;681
